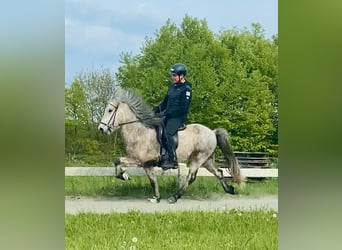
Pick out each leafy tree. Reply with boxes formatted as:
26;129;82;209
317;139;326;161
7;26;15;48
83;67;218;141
219;23;278;152
74;68;116;139
65;80;90;156
65;80;89;131
65;69;125;164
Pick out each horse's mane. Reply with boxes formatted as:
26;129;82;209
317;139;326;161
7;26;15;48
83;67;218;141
111;87;161;128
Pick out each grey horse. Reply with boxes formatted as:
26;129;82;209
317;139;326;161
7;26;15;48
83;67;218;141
98;87;244;203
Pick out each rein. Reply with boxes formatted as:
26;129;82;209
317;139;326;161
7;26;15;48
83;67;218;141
117;118;152;126
100;117;157;128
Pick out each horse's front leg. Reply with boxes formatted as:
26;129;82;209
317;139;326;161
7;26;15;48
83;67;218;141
114;157;131;181
144;167;160;203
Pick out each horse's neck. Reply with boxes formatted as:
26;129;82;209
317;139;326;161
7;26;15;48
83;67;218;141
118;104;156;155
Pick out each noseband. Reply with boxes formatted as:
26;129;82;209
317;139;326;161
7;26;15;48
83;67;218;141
100;102;118;130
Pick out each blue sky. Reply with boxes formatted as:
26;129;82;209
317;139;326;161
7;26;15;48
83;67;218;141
65;0;278;84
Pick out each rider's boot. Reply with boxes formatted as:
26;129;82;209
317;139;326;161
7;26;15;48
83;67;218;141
161;148;178;170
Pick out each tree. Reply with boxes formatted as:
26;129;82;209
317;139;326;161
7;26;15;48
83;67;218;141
65;80;90;155
65;68;126;164
74;68;116;139
219;23;278;152
65;80;89;132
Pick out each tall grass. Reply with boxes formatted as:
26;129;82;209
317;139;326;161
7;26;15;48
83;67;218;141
65;176;278;198
65;210;278;250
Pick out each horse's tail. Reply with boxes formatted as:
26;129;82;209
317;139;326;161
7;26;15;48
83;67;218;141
214;128;244;185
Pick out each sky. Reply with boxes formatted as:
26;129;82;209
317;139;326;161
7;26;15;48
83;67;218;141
65;0;278;84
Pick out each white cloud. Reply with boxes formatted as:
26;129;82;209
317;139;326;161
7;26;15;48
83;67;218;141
66;0;164;29
65;17;143;55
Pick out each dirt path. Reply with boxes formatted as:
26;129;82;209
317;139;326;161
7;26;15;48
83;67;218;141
65;195;278;214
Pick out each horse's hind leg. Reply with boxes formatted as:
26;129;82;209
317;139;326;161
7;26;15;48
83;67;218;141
203;157;235;195
144;167;160;203
168;164;199;204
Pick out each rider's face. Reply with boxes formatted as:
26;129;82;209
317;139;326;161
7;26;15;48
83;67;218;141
171;74;183;83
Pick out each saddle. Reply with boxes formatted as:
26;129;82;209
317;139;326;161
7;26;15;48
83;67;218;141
156;124;186;160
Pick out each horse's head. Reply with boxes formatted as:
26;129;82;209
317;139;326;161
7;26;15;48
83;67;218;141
98;99;121;134
99;87;162;134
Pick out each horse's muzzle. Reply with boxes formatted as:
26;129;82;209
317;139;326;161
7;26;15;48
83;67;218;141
98;124;112;134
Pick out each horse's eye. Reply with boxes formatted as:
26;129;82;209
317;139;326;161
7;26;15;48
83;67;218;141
108;109;113;113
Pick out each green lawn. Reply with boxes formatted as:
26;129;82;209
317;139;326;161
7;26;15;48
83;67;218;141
65;210;278;250
65;175;278;249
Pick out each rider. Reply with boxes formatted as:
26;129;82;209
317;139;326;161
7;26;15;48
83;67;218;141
153;63;192;169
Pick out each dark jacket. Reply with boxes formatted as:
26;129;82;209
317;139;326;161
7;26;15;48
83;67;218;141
155;81;192;122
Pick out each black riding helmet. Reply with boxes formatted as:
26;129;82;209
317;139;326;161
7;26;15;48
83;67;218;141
170;63;187;76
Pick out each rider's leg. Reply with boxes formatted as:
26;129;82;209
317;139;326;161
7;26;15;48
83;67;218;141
161;118;181;169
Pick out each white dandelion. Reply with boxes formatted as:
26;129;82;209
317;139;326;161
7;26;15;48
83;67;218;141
132;237;138;243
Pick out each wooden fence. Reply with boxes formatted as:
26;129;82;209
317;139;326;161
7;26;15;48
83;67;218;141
65;166;277;178
65;152;278;178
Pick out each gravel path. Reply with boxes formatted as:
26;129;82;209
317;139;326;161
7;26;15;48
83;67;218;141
65;195;278;214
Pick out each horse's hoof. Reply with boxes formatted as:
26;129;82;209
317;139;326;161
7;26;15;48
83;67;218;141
147;196;160;203
226;185;235;195
116;171;130;181
167;196;177;204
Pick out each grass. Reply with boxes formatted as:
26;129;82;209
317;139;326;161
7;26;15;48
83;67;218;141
65;210;278;250
65;172;278;249
65;176;278;199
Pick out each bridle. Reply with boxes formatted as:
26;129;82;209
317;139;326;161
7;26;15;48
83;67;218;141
100;102;156;131
99;102;118;131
